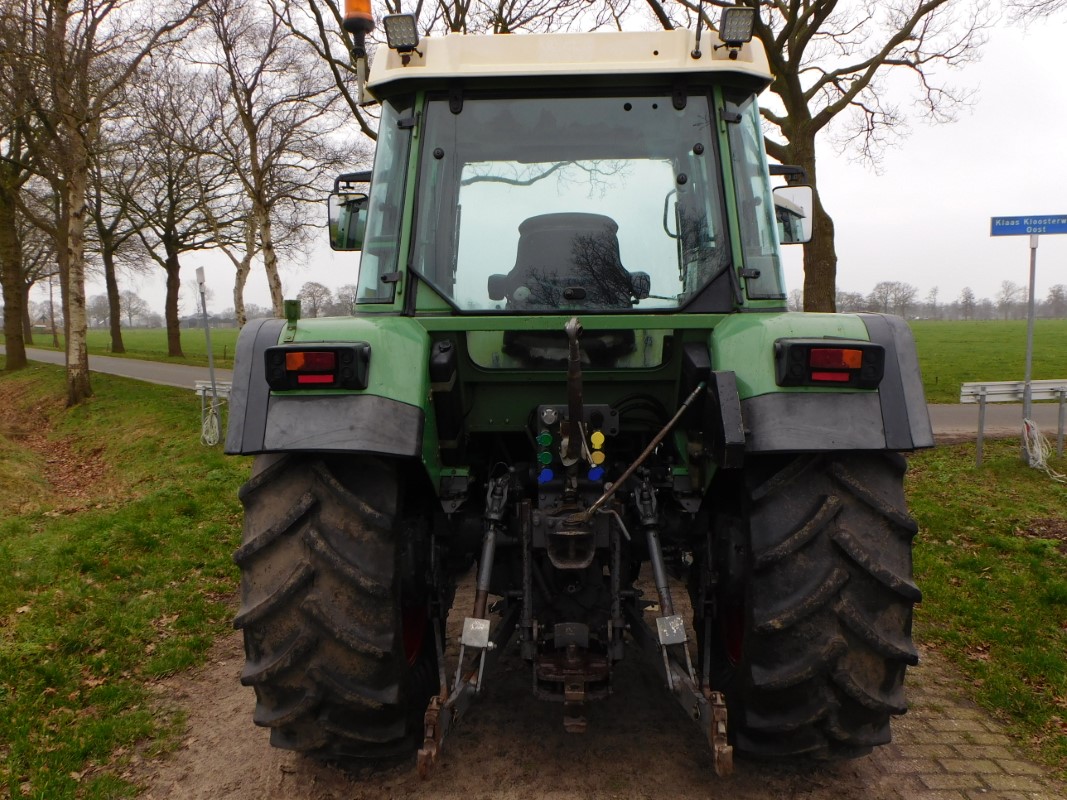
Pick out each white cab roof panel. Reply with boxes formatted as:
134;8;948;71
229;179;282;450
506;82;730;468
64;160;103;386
367;28;772;95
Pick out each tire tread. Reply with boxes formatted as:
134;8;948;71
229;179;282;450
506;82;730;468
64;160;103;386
724;453;919;760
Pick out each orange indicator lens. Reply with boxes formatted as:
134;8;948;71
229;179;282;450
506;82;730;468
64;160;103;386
343;0;374;35
345;0;372;20
285;351;337;371
809;348;863;369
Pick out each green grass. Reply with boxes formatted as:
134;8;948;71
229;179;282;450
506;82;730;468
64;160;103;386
910;319;1067;403
907;440;1067;776
0;362;248;799
8;318;1067;401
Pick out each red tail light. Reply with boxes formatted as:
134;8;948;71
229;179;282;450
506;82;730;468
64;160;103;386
296;373;336;385
775;339;884;389
265;344;370;391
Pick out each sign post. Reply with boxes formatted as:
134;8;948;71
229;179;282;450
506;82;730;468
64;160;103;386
990;214;1067;458
196;267;222;445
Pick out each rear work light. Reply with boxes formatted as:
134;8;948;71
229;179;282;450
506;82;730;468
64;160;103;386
774;339;884;389
264;344;370;391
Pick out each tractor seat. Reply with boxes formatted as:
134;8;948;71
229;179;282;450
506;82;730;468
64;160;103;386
488;213;640;309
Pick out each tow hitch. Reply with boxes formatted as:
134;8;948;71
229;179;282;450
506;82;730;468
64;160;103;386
418;318;730;778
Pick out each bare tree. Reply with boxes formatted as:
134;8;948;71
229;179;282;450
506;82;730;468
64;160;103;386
787;287;803;311
890;282;919;318
16;212;57;343
297;280;332;317
646;1;989;312
119;289;150;326
87;293;111;327
2;0;203;403
836;290;868;312
209;213;260;327
1047;284;1066;318
87;116;151;354
997;279;1023;320
1008;0;1067;20
925;286;939;319
14;173;71;343
760;0;991;312
0;0;44;370
867;281;894;313
43;271;63;346
122;58;242;357
203;0;353;318
277;0;602;142
0;138;33;367
959;286;976;320
333;282;358;314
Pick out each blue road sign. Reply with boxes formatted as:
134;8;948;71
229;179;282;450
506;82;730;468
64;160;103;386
990;215;1067;236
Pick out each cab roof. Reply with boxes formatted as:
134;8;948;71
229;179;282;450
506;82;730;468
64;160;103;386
366;27;772;97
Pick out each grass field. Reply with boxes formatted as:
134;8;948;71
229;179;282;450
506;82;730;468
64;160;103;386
0;364;247;799
13;328;241;370
7;318;1067;402
910;319;1067;403
0;359;1064;796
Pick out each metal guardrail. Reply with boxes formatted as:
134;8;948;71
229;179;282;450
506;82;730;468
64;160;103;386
960;379;1067;404
194;380;232;399
959;380;1066;465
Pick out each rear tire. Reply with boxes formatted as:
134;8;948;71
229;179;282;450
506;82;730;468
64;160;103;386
700;452;920;760
234;453;437;759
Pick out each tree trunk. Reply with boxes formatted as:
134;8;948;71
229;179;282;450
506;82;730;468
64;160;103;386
53;186;71;356
163;246;184;357
0;188;27;370
102;244;125;353
254;203;283;316
802;191;838;312
772;117;845;315
234;256;251;327
784;137;838;313
233;216;257;327
65;143;93;405
22;284;34;346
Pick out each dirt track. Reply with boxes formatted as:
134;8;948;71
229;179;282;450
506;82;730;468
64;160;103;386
137;629;890;800
135;577;1065;800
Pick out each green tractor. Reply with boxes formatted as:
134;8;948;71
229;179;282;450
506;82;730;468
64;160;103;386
225;6;932;778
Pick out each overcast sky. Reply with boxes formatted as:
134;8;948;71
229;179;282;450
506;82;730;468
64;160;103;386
785;14;1067;307
67;15;1067;316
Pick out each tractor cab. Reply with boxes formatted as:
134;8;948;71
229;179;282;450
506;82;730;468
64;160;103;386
331;24;808;317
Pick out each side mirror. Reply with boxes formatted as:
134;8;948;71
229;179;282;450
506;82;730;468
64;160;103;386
772;185;814;245
630;271;651;300
329;192;369;251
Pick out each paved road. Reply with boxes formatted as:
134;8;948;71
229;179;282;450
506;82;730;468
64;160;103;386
927;402;1062;439
4;345;1064;440
2;345;233;389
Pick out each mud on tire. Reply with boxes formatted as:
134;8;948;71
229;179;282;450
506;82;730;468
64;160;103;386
233;453;436;760
703;452;921;760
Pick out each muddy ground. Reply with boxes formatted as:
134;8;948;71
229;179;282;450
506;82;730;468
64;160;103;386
133;572;984;800
136;630;919;800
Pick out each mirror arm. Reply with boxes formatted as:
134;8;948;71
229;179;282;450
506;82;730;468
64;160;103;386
768;164;807;184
